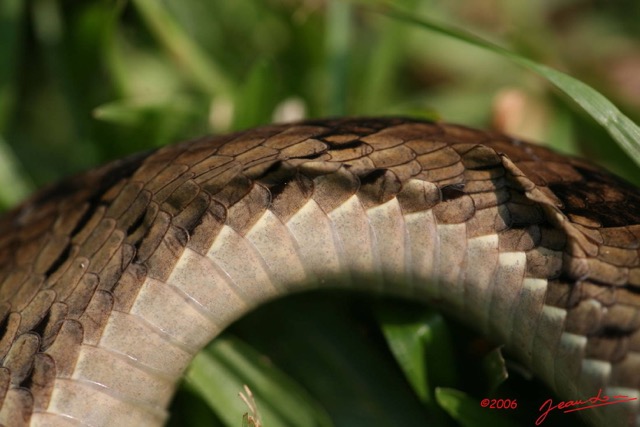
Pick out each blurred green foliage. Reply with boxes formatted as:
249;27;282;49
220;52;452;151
1;1;639;426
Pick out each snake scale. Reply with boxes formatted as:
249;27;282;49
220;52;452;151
0;117;639;426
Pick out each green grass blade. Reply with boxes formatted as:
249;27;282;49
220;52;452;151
0;0;24;132
325;0;352;116
376;305;457;405
376;304;457;426
374;3;640;167
185;336;333;427
481;347;509;394
132;0;234;97
232;59;279;130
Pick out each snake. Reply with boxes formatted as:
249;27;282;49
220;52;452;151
0;116;638;427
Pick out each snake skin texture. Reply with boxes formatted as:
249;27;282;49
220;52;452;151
0;117;638;426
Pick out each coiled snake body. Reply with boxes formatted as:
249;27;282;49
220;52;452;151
0;117;638;426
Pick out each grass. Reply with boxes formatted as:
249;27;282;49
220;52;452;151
1;1;639;426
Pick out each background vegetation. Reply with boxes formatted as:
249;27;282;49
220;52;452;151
1;1;639;426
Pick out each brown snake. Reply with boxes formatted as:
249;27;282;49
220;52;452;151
0;117;639;426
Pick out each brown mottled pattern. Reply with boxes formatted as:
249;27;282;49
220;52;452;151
0;117;638;426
